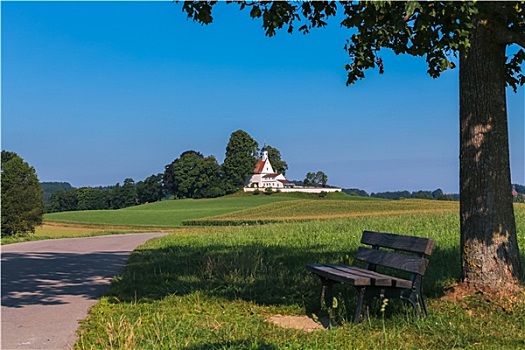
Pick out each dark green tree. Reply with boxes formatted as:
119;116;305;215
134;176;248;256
265;145;288;175
179;1;525;290
164;151;205;199
304;171;328;187
46;189;78;213
1;151;44;235
194;156;225;199
76;187;111;210
111;178;137;209
41;182;74;204
222;130;259;192
136;173;165;204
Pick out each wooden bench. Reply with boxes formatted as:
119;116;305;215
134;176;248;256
306;230;435;323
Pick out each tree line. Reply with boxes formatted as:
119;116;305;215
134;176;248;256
343;188;459;201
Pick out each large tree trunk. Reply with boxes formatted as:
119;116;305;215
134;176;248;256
459;15;522;289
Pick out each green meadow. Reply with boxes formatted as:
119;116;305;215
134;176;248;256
67;194;525;349
44;193;304;228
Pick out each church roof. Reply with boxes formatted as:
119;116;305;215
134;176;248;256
253;159;266;174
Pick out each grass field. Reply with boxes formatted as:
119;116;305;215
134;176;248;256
70;196;525;349
44;193;304;228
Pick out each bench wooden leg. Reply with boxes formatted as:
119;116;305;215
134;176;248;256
353;287;366;323
320;279;334;309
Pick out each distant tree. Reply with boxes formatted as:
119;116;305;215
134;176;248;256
1;151;44;235
163;151;203;198
136;173;165;203
222;130;259;192
47;190;78;213
111;178;137;209
412;190;433;199
371;191;412;200
432;188;444;199
194;156;225;199
265;145;288;175
343;188;369;197
76;187;111;210
41;182;74;204
304;171;328;187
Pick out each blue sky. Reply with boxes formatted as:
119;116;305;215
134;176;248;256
2;1;524;193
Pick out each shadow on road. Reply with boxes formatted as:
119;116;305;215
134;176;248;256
1;251;130;308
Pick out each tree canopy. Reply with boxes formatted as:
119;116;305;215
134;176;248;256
222;129;259;192
1;151;44;235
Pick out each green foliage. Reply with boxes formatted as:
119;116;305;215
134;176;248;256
194;156;225;199
163;151;225;199
304;170;328;187
47;189;79;213
1;151;44;236
136;174;164;204
111;178;137;209
222;130;259;192
41;182;74;203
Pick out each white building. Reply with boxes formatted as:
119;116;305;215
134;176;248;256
245;149;294;189
244;149;341;193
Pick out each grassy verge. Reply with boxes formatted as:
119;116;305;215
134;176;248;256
75;205;525;349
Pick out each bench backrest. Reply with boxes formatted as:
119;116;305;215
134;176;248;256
356;231;435;276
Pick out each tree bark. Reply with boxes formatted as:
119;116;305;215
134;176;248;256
459;14;523;289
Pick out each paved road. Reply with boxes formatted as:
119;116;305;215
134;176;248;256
1;232;168;350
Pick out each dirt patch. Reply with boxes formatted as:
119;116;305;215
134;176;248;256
266;315;329;332
442;281;525;312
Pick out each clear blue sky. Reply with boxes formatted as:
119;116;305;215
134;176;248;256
2;1;524;193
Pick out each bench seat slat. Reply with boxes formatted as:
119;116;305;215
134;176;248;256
306;264;412;289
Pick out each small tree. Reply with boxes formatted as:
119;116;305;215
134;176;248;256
1;151;44;235
304;171;328;187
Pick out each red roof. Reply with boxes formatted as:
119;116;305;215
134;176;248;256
263;173;280;178
253;159;266;174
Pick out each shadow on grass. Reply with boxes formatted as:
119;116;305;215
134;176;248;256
182;339;278;350
103;239;485;314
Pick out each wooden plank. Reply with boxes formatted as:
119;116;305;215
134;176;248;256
325;265;398;287
361;231;435;255
306;264;372;286
307;263;413;289
355;247;429;275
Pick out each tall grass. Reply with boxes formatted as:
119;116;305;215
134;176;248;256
75;204;525;349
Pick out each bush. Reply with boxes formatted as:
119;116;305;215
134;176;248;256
264;187;273;195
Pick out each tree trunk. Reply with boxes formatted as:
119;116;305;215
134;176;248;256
459;15;522;289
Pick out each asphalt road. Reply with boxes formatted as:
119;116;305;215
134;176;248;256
1;232;168;350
